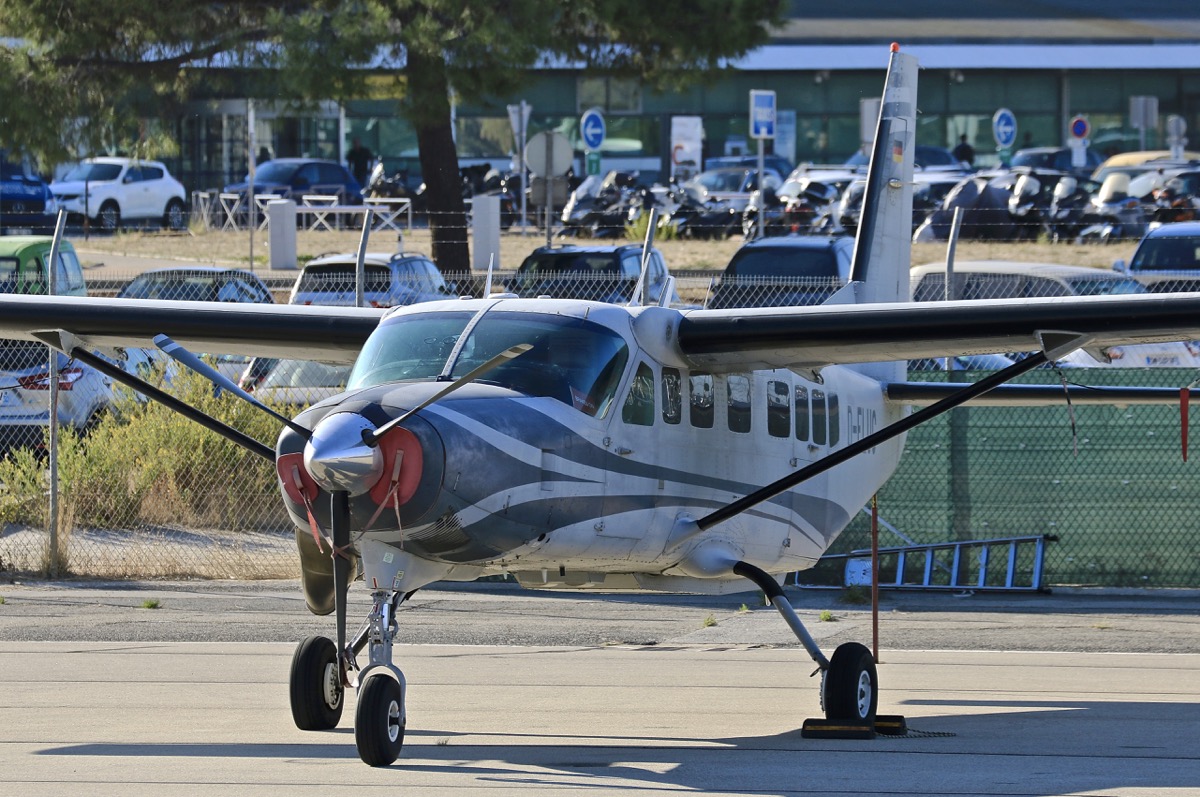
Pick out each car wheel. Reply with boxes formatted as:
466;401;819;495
164;199;187;232
97;201;121;233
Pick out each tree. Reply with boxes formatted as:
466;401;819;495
0;0;784;272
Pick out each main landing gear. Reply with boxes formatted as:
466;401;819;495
733;561;889;733
288;588;410;766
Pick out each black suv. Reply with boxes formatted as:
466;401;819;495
507;244;675;305
707;235;853;309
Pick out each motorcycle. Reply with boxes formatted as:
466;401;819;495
1044;176;1092;243
1076;172;1150;244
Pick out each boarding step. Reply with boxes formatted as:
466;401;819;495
820;534;1057;592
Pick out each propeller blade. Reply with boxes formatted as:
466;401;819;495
331;489;352;685
364;343;532;447
153;334;311;439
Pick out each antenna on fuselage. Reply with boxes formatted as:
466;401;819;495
484;253;495;297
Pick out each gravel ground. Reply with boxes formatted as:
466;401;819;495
1;577;1196;654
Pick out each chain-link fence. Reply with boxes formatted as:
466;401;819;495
4;265;1200;586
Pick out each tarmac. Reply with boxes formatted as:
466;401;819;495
1;580;1199;796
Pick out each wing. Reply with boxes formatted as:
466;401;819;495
0;295;385;363
675;292;1200;371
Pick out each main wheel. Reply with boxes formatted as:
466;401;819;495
289;636;344;730
822;641;878;722
355;674;405;767
97;201;121;233
164;198;187;231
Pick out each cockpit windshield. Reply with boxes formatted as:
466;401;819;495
347;310;630;417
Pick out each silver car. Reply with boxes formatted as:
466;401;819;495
288;252;450;307
0;342;162;453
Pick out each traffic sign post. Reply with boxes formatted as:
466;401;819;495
580;108;606;151
992;108;1017;150
1068;115;1090;169
524;131;573;247
750;90;776;240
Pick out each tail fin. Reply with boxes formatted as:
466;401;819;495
848;44;917;306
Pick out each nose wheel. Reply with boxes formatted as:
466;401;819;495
355;674;406;766
289;635;344;730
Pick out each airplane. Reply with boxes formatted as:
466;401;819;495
5;45;1200;766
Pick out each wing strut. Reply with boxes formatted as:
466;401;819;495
695;351;1050;532
32;333;275;461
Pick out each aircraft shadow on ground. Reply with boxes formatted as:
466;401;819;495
36;699;1199;795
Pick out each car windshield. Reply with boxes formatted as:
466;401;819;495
348;310;630;417
724;246;839;278
1130;236;1200;271
1064;276;1146;295
693;170;747;192
62;162;123;182
253;161;300;183
297;264;391;294
261;359;351;390
119;273;223;301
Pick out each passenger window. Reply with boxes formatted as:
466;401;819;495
727;374;751;434
689;372;714;428
662;367;682;425
767;379;790;438
794;385;810;441
812;389;827;446
621;361;655;426
828;392;840;446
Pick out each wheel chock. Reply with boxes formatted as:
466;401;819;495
873;714;908;736
800;718;875;739
800;714;908;739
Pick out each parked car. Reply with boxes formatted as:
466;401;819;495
681;166;785;213
224;158;363;205
51;157;187;232
506;244;675;305
1011;146;1103;177
0;236;87;296
704;154;795;178
910;260;1200;367
1;157;58;235
249;357;351;410
706;235;853;310
1091;150;1200;183
844;145;966;171
288;252;450;307
0;342;164;453
1116;221;1200;292
117;267;275;303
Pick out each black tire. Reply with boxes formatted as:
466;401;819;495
164;198;187;231
355;674;405;767
97;201;121;233
823;642;878;722
289;636;344;730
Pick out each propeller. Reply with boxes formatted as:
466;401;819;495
153;334;311;439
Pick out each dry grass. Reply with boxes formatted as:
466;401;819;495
71;226;1142;276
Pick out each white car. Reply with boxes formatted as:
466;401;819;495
51;157;187;232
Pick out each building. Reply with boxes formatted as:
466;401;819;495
171;2;1200;192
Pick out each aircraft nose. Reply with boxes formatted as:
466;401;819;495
303;412;384;496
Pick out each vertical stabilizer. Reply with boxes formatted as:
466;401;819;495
847;44;917;381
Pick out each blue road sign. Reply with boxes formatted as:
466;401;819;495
1069;115;1090;140
750;90;776;140
992;108;1017;150
580;108;606;151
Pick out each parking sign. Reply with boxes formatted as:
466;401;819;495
750;90;776;140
